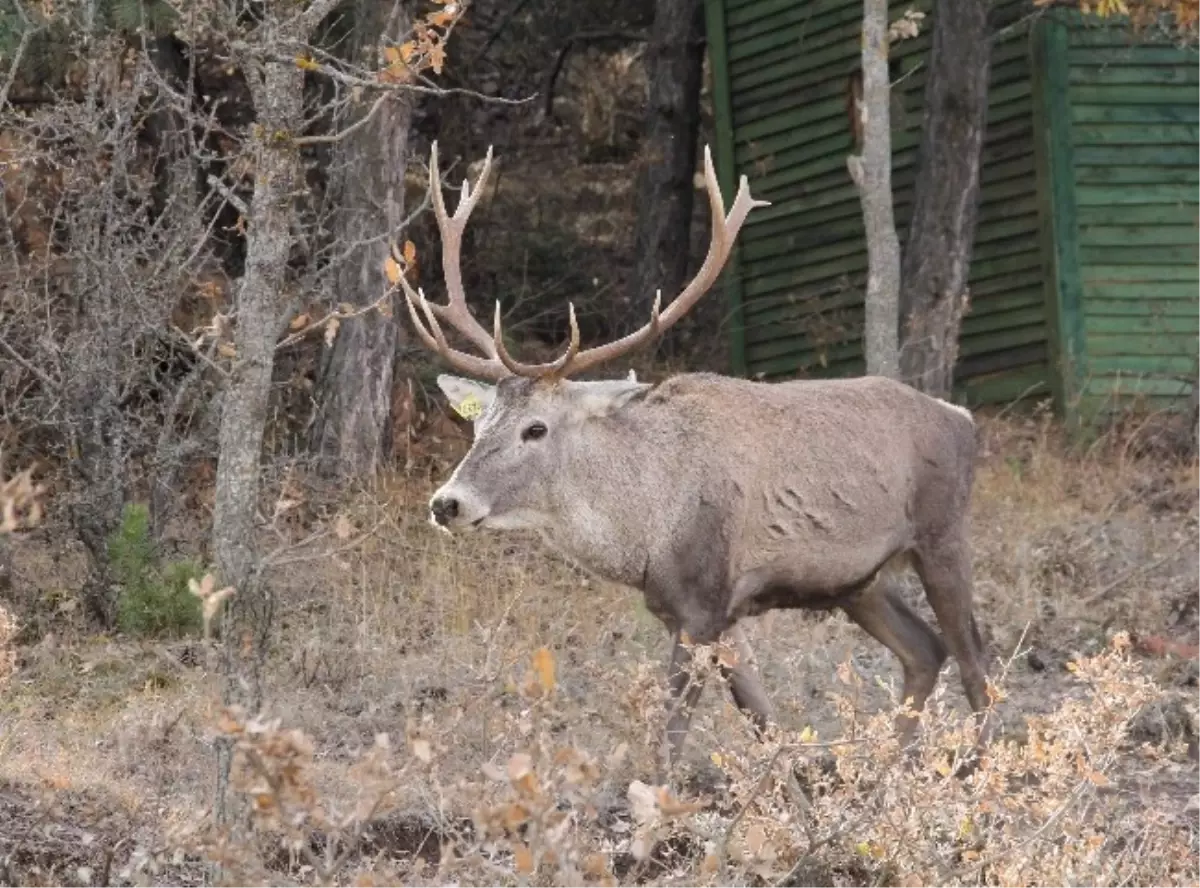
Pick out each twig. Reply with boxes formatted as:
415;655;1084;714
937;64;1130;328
1079;542;1186;607
205;174;250;217
474;0;535;60
950;767;1100;884
271;51;535;109
0;330;59;391
274;294;388;351
0;18;38;112
292;92;392;147
718;739;867;884
718;744;786;884
291;0;347;41
169;326;231;379
541;30;647;120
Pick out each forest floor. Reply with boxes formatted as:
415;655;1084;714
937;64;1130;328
1;410;1198;886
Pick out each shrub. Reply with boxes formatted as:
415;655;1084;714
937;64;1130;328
109;503;204;637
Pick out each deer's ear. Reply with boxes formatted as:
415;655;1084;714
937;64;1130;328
571;378;651;417
437;374;495;422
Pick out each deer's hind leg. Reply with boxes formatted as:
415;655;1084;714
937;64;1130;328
720;624;775;737
841;576;948;748
661;629;709;778
912;533;996;748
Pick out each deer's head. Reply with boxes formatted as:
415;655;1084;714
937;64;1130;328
393;143;767;532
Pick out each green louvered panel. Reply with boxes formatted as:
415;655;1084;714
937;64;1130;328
1065;17;1200;416
722;0;1046;405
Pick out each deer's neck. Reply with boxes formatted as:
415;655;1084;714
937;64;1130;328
539;407;712;594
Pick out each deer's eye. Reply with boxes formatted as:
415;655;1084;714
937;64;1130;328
521;422;548;442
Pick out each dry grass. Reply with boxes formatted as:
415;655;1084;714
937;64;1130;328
0;412;1197;886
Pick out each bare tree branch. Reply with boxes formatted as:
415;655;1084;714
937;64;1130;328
206;173;251;216
0;18;39;112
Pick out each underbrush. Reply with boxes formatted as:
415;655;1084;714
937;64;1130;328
0;413;1196;886
117;634;1196;887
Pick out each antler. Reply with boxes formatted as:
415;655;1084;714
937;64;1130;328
395;142;768;383
553;145;770;379
396;141;582;382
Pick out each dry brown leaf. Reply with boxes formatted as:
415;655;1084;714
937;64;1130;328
217;342;237;359
333;513;353;540
411;737;432;763
745;823;767;856
324;317;340;347
531;646;556;693
656;785;706;817
507;752;533;781
512;771;539;799
513;843;534;875
583;853;608;877
384;255;402;285
289;313;310;330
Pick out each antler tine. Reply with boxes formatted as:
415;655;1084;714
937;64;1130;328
424;141;497;358
398;266;511;382
492;301;583;379
554;145;768;379
391;143;516;381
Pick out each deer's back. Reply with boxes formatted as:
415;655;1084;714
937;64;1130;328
641;373;975;579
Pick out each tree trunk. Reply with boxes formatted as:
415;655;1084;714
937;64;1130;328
628;0;704;340
898;0;990;397
848;0;901;380
211;52;305;823
309;1;412;478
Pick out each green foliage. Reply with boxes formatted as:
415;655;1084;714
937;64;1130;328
108;503;204;637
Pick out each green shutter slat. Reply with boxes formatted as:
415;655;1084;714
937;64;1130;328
1073;144;1198;166
1075;164;1200;185
1082;264;1198;283
1078;245;1198;265
1084;314;1199;335
1069;46;1200;65
1084;355;1198;374
1086;333;1199;357
1068;65;1199;86
1075;184;1198;206
1082;377;1194;397
1071;104;1200;124
1070;85;1197;105
1078;225;1199;247
1071;123;1200;145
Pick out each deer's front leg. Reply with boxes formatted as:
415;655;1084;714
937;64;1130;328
720;624;775;737
659;630;707;780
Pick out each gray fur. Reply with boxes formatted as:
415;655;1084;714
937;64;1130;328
431;370;994;777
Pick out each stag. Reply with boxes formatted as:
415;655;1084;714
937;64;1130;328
394;143;995;777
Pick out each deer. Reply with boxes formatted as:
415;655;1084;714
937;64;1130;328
393;142;997;780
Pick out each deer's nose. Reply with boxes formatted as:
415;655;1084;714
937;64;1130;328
430;495;460;526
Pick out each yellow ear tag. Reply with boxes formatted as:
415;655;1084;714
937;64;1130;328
453;394;483;420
